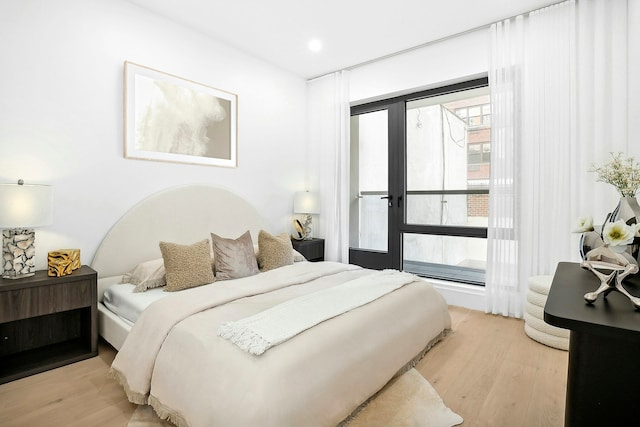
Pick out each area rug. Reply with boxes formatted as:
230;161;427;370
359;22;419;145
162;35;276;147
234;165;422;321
127;368;463;427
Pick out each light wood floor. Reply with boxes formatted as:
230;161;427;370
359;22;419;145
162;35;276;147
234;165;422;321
0;306;567;427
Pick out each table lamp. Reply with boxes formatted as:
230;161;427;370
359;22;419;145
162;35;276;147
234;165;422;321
0;180;54;279
293;191;319;240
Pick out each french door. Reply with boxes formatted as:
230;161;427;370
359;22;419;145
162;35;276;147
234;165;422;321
348;101;404;270
349;78;490;284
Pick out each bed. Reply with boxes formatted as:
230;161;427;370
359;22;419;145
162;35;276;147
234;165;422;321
91;184;452;427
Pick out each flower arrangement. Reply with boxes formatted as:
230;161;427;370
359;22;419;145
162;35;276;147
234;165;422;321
591;152;640;197
573;216;639;251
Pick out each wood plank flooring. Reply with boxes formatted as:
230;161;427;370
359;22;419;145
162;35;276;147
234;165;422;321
0;306;567;427
416;306;567;427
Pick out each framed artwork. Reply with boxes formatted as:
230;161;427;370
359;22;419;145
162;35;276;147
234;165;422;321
124;61;237;167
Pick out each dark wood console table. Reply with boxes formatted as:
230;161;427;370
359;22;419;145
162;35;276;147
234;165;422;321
544;262;640;427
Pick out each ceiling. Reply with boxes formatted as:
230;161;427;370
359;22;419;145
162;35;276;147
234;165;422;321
125;0;560;79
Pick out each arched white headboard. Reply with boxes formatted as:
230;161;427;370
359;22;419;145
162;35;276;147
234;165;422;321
91;185;264;278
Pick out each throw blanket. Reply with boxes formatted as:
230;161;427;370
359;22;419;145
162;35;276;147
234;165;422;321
111;261;356;404
218;270;417;355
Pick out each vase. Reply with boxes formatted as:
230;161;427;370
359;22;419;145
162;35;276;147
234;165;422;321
609;196;640;262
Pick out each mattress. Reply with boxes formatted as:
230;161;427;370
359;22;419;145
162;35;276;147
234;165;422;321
103;283;170;325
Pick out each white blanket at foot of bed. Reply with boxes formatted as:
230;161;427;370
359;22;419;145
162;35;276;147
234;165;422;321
218;269;418;355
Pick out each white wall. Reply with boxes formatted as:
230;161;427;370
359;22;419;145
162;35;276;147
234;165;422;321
349;29;489;104
0;0;308;272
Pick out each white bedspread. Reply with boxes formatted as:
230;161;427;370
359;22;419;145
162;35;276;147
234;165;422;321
111;261;451;427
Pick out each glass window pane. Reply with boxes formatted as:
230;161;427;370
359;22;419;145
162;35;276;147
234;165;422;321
354;194;388;251
406;106;469;192
468;106;481;117
469;116;482;126
406;194;489;226
350;110;388;251
403;233;486;284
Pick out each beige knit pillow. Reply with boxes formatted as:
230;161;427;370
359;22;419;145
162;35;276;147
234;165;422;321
159;239;215;292
257;230;294;272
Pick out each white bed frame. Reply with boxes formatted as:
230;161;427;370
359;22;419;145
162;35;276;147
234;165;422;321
91;185;265;350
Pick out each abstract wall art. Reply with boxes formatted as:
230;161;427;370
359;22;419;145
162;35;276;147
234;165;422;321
124;61;237;167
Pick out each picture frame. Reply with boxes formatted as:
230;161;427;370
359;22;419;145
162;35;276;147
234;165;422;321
124;61;237;168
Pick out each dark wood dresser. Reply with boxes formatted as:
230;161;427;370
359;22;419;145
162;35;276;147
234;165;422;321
544;262;640;426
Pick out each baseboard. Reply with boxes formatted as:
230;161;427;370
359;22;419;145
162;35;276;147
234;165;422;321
428;279;485;311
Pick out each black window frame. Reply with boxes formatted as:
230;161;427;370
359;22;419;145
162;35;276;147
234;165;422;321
350;77;490;285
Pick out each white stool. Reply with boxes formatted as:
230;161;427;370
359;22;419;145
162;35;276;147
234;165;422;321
524;275;569;351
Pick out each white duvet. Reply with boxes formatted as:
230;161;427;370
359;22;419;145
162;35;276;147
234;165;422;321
111;261;451;427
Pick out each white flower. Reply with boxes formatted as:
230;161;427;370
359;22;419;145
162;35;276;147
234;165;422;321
572;216;594;233
602;220;636;247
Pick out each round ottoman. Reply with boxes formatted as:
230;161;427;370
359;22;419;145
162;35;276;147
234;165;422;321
524;275;569;350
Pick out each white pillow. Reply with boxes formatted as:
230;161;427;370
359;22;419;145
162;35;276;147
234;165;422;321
121;258;166;292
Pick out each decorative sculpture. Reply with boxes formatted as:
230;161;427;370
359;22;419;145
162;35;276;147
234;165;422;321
47;249;81;277
581;246;640;310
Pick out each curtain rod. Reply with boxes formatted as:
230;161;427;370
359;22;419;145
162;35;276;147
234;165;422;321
307;0;569;82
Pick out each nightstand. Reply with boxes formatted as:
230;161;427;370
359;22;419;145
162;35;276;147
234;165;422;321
292;238;325;262
0;266;97;384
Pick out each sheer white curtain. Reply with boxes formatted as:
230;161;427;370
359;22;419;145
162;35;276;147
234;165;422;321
485;15;527;317
485;0;629;317
307;71;350;262
571;0;630;219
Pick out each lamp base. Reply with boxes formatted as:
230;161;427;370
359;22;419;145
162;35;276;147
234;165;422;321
2;228;36;279
301;214;313;240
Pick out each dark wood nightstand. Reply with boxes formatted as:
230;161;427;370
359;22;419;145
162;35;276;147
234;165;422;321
0;265;97;384
291;238;325;262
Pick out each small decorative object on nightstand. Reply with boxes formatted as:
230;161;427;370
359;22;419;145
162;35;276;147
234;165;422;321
293;191;319;240
0;266;97;384
291;238;324;262
47;248;81;277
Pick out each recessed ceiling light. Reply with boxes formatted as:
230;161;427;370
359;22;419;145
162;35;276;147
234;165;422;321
308;39;322;52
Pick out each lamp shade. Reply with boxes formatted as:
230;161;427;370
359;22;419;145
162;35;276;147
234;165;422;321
293;191;319;214
0;182;54;228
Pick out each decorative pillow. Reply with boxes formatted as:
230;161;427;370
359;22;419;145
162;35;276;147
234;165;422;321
257;230;294;272
211;231;260;280
292;249;306;262
159;239;215;292
121;258;166;293
254;245;306;262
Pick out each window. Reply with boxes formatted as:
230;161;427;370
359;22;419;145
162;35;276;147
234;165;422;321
468;142;490;164
404;85;491;284
349;78;491;285
454;103;491;128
